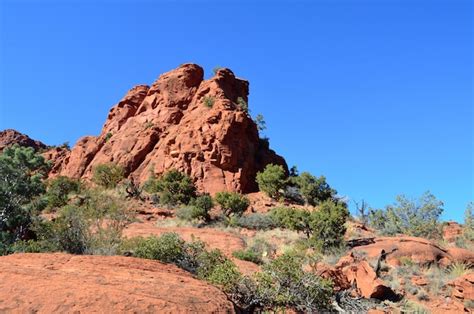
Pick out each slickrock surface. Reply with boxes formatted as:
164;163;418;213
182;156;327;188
0;253;235;313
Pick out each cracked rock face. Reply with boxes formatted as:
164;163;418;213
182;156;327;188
51;63;287;194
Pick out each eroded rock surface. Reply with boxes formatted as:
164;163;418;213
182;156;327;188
52;64;286;194
0;253;235;313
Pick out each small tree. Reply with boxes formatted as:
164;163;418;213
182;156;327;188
177;194;214;222
92;163;124;189
368;191;444;238
464;202;474;241
215;192;249;217
147;169;197;206
254;114;266;132
354;199;369;227
0;145;50;253
309;200;349;251
295;172;336;206
256;164;287;200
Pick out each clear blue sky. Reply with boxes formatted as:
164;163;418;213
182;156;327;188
0;0;472;222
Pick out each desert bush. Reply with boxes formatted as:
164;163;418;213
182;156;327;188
233;238;275;265
144;169;196;206
215;192;249;217
131;233;186;263
0;145;50;254
123;179;143;200
92;163;124;189
270;206;312;237
45;176;81;208
176;194;213;222
447;262;471;279
256;164;287;199
254;252;333;312
237;97;248;112
203;96;215;108
464;202;474;241
270;201;349;252
308;200;349;252
294;172;336;206
234;213;276;230
233;249;262;264
368;191;444;239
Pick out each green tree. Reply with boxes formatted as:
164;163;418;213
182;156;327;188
215;192;249;217
92;163;124;189
254;114;266;132
146;169;197;206
0;145;50;253
256;164;287;199
295;172;336;206
464;202;474;241
309;200;349;251
368;191;444;238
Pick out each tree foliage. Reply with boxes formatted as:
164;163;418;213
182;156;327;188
215;192;249;217
145;169;197;206
256;164;287;200
368;191;444;238
294;172;336;206
0;145;50;253
92;163;124;189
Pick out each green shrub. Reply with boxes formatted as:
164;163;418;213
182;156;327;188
368;191;444;238
233;249;263;264
215;192;249;217
256;164;287;200
205;260;242;292
308;200;349;252
145;169;196;206
294;172;336;206
92;163;124;189
232;238;275;265
270;206;312;237
254;114;266;132
0;145;50;253
203;96;215;108
464;202;474;241
235;213;276;230
237;97;248;112
255;252;333;311
46;176;81;208
176;194;213;222
132;233;186;263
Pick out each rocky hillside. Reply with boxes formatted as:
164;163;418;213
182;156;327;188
1;64;287;194
0;129;46;152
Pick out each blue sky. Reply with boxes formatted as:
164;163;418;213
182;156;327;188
0;0;472;222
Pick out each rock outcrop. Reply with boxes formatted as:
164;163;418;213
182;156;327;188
52;64;286;194
350;236;463;266
0;253;235;313
449;273;474;303
0;129;47;152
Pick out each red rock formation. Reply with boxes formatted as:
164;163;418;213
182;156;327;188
351;236;456;266
0;253;235;313
443;221;464;242
0;129;47;152
449;273;474;302
56;64;287;194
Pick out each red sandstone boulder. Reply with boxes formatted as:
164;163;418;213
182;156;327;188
0;253;235;313
56;64;287;194
351;236;452;266
443;221;464;242
314;262;351;292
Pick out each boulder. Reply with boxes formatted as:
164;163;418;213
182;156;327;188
0;253;235;313
449;273;474;302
